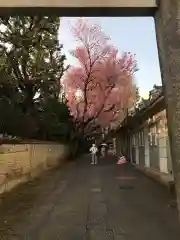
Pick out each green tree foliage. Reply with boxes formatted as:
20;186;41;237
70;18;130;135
0;16;73;142
37;98;73;141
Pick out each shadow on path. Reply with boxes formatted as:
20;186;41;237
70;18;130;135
0;154;179;239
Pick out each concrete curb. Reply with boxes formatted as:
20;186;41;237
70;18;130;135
134;164;175;194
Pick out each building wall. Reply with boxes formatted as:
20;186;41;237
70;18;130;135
115;133;126;157
144;125;150;167
138;129;145;167
130;134;136;163
156;109;172;173
0;142;68;194
128;109;172;175
149;122;160;170
131;146;136;163
158;130;172;173
135;132;139;164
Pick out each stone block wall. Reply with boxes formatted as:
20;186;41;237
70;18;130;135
0;142;68;194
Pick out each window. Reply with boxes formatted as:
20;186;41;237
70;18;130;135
113;138;116;148
141;131;144;146
138;132;141;145
132;135;136;146
138;130;144;146
149;124;158;146
154;133;158;146
149;133;153;146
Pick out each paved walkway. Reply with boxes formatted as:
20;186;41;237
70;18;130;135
0;155;180;239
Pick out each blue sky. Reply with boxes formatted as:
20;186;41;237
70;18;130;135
59;17;162;99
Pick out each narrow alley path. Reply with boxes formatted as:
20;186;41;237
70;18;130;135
0;155;180;240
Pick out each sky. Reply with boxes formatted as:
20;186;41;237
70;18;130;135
59;17;162;99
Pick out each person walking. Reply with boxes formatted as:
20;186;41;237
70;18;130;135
101;142;108;157
89;143;98;164
97;144;102;160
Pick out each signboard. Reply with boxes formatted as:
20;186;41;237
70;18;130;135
0;0;157;8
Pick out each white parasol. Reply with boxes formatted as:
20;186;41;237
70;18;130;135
101;143;107;146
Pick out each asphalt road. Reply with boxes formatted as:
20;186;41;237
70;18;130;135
0;155;179;240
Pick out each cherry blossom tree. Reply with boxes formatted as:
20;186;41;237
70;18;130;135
62;18;138;134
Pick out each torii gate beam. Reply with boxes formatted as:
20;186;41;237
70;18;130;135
0;0;157;16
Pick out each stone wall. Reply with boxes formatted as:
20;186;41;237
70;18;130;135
0;142;68;194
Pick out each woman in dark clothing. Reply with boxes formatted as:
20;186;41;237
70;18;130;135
97;145;101;160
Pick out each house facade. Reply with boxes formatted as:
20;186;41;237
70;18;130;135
114;85;173;178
